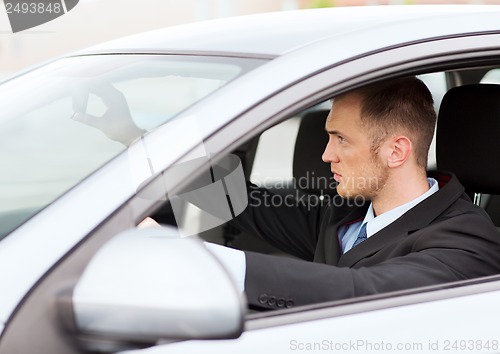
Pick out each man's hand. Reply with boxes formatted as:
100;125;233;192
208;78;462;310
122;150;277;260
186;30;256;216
72;85;145;145
137;217;162;229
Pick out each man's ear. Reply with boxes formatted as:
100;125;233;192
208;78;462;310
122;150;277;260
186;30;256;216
386;136;412;168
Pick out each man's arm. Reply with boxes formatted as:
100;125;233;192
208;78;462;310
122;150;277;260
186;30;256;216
244;212;500;310
230;182;335;261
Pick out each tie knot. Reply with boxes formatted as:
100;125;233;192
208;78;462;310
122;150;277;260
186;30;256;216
352;223;367;248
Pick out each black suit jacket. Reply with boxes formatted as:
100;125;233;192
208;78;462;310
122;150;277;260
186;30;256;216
233;172;500;310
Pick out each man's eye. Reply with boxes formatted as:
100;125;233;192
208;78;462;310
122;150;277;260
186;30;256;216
337;136;345;143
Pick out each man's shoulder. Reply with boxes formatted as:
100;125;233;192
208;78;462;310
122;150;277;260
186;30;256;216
438;193;494;224
430;170;494;222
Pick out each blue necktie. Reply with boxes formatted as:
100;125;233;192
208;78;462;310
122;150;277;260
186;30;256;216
352;223;367;249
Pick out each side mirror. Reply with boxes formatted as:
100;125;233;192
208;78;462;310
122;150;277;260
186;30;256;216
58;226;245;352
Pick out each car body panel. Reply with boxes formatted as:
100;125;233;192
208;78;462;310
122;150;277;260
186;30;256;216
86;6;500;57
124;288;500;353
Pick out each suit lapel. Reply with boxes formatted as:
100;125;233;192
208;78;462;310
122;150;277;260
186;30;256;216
338;214;409;267
319;205;368;265
337;172;464;268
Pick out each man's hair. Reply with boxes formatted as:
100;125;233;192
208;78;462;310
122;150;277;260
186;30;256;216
337;77;436;168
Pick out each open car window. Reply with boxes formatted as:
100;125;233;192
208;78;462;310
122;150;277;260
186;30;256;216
147;66;500;315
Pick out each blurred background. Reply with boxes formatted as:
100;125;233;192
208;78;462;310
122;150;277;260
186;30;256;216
1;0;500;77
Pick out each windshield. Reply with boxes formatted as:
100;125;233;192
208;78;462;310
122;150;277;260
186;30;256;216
0;54;265;240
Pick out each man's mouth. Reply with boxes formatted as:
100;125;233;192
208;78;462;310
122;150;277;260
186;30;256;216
332;171;342;182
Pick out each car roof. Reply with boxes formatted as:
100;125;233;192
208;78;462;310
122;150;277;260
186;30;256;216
84;5;500;58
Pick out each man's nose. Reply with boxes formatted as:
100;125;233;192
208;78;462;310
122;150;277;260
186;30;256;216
322;139;338;163
321;147;329;163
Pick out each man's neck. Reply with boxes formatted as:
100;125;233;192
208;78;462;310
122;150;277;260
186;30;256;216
371;172;430;216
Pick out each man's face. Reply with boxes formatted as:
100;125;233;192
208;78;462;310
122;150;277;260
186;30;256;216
322;94;388;199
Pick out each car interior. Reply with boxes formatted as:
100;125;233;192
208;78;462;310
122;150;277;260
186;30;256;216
146;65;500;311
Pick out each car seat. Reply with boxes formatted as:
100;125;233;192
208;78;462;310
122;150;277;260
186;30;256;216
436;83;500;225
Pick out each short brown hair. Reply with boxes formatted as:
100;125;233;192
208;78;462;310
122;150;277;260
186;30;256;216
337;77;436;168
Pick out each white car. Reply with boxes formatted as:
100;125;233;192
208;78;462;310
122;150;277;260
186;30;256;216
1;5;500;354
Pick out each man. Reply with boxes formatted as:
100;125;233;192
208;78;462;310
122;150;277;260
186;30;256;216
216;76;500;310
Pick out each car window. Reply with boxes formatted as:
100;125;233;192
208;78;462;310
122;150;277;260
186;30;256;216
0;55;265;241
417;72;447;169
480;68;500;84
417;72;447;112
149;70;489;312
250;117;301;186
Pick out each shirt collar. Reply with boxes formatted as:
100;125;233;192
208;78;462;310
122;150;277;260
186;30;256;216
362;178;439;238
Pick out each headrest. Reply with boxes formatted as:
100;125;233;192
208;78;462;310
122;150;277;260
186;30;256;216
293;110;337;196
437;84;500;194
